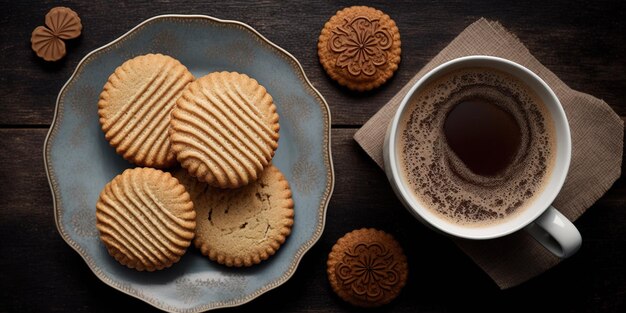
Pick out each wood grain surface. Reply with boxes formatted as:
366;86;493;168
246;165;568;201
0;1;624;312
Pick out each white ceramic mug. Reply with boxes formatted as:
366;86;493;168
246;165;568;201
383;55;582;258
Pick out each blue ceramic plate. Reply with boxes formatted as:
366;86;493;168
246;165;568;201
44;15;334;312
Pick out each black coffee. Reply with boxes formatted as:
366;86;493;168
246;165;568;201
443;96;521;176
398;68;555;226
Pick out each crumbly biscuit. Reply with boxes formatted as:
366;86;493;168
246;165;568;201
174;165;294;267
96;168;196;271
170;71;280;188
327;228;408;307
318;6;401;91
98;54;194;168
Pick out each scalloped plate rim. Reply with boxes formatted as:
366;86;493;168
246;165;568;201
43;14;335;313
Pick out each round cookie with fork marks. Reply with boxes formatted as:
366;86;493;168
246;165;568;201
96;167;196;271
174;165;294;267
98;54;194;168
170;71;280;189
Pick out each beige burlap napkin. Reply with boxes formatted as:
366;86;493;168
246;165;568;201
354;18;623;289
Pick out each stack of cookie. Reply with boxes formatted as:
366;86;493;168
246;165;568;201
95;54;294;271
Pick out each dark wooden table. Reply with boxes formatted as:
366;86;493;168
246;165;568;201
1;1;625;312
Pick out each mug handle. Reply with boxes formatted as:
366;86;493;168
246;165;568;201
524;206;582;258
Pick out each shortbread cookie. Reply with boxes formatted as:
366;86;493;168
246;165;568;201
174;165;294;267
318;6;401;91
98;54;194;168
96;168;196;271
170;71;280;189
327;228;408;307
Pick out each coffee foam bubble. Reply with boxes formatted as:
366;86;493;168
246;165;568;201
398;68;555;226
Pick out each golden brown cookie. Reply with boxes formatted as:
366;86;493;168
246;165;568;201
170;71;280;189
98;54;194;168
327;228;408;307
318;6;401;91
96;168;196;271
174;165;294;267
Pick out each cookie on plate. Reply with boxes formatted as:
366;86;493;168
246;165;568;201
96;167;196;271
327;228;408;307
170;71;280;188
98;53;194;168
174;165;294;267
318;6;401;91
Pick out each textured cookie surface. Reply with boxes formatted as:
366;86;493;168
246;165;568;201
327;228;408;307
98;54;194;168
170;71;280;189
96;168;196;271
175;165;294;267
318;6;401;91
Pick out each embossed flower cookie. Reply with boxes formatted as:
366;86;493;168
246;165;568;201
318;6;401;91
327;228;408;307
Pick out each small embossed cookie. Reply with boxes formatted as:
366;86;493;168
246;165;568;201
327;228;408;307
96;168;196;271
174;165;294;267
98;54;194;168
31;7;82;61
318;6;401;91
170;71;280;189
